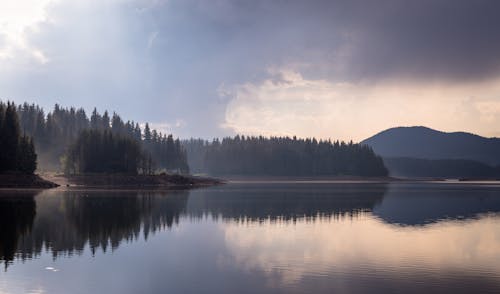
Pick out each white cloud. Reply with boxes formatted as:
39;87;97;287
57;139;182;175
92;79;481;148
140;120;186;135
222;69;500;141
0;0;58;64
2;0;500;139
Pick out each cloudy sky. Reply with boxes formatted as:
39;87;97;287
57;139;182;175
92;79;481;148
1;0;500;141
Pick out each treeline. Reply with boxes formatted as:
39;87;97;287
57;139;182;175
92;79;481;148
14;102;188;174
64;130;146;174
183;136;388;176
0;102;37;174
9;100;387;176
383;157;500;178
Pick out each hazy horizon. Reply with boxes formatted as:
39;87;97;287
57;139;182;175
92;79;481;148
3;3;500;293
2;0;500;141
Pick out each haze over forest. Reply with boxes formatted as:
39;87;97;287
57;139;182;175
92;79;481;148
2;0;500;141
3;2;500;293
0;101;387;177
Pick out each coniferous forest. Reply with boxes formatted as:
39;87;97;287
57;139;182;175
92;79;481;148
12;101;189;174
2;100;389;177
183;136;388;176
0;102;37;174
63;130;146;175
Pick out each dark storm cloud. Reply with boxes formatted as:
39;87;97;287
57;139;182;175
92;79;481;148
152;0;500;82
2;0;500;137
327;0;500;81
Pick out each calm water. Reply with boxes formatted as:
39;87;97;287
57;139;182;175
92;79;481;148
1;182;500;293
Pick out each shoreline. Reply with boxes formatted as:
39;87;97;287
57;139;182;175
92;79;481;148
2;174;499;191
0;173;223;190
216;175;406;183
46;173;224;189
0;174;60;189
211;175;500;184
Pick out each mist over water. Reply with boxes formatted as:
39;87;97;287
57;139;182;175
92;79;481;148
1;182;500;293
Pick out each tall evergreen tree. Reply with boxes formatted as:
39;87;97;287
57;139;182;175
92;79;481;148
17;136;37;174
90;108;100;129
102;111;110;129
144;123;151;142
2;103;20;171
0;101;37;174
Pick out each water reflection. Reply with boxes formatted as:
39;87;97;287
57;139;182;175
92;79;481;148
186;183;387;221
0;190;189;267
1;183;500;293
222;214;500;289
374;183;500;225
0;191;37;267
2;182;500;268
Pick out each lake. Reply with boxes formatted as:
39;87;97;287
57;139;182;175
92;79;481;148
1;181;500;293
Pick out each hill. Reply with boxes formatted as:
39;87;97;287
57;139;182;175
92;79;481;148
361;126;500;165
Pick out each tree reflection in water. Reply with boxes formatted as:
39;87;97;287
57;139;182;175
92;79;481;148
0;190;189;267
0;191;37;268
2;182;500;268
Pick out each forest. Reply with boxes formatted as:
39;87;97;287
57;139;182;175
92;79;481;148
183;136;388;176
11;101;189;174
2;100;389;177
0;102;37;174
63;129;147;174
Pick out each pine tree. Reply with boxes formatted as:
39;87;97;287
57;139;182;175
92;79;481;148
0;101;38;174
0;103;6;172
102;111;110;129
2;103;20;171
90;108;100;129
17;135;37;174
144;123;151;142
134;123;142;141
111;112;124;134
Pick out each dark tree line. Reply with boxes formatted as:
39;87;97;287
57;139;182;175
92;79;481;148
9;100;386;176
142;123;189;173
0;102;37;174
383;157;500;178
63;130;146;174
183;136;388;176
14;102;188;174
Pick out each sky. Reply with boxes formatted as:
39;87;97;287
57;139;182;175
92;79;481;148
1;0;500;141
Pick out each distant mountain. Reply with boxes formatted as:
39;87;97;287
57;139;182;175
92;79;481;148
362;126;500;165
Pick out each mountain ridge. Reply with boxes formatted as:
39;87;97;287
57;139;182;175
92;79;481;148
361;126;500;165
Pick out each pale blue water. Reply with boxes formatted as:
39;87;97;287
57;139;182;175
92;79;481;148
1;182;500;293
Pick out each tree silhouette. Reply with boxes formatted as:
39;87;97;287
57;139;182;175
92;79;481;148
184;136;388;176
0;102;37;174
64;129;145;174
12;101;189;174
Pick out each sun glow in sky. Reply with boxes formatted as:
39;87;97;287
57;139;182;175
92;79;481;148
1;0;500;140
0;0;57;63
